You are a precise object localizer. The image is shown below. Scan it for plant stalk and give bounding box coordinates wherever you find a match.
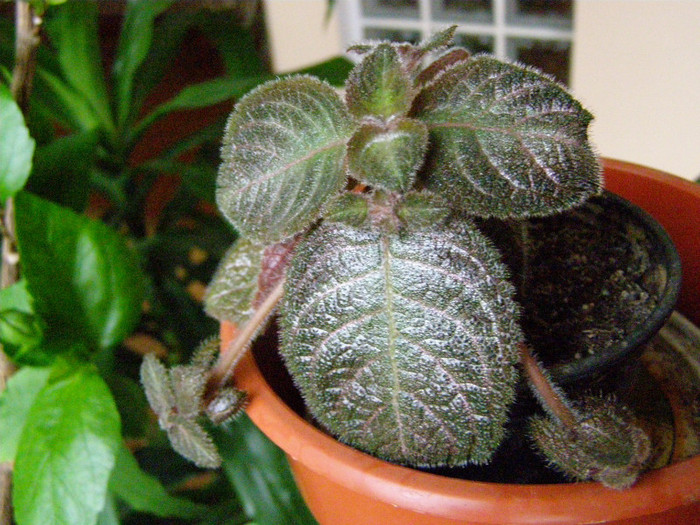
[1,4,42,523]
[519,342,576,428]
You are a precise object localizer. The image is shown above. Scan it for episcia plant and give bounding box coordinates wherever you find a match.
[142,27,651,488]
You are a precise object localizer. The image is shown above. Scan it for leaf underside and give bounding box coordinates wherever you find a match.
[280,220,521,466]
[217,75,355,243]
[413,55,601,218]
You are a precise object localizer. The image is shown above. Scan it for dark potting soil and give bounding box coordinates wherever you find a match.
[481,193,666,369]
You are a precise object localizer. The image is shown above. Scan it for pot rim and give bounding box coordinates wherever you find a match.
[230,159,700,523]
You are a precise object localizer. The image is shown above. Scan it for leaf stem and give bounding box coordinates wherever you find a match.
[207,280,285,392]
[518,342,576,428]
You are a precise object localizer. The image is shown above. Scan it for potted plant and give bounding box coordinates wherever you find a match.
[141,28,700,523]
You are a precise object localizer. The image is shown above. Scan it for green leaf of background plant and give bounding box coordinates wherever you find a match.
[0,366,51,462]
[28,130,98,211]
[413,55,601,218]
[113,0,174,128]
[45,1,115,135]
[14,192,146,351]
[280,220,522,466]
[0,83,35,201]
[217,76,355,243]
[13,363,121,525]
[214,416,318,525]
[34,68,101,131]
[109,443,207,519]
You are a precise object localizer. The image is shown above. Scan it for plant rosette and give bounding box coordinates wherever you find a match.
[225,160,700,525]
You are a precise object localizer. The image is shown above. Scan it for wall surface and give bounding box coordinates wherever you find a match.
[571,1,700,180]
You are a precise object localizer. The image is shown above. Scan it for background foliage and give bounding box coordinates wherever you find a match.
[0,1,351,523]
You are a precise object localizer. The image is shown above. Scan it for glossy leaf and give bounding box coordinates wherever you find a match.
[346,43,412,119]
[14,192,145,350]
[13,363,121,525]
[109,443,207,518]
[413,55,601,218]
[280,219,522,466]
[34,68,101,131]
[113,0,174,128]
[0,366,51,462]
[346,118,428,192]
[215,416,318,525]
[0,83,35,201]
[217,76,354,243]
[45,2,114,134]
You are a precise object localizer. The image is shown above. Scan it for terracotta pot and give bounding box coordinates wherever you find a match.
[227,159,700,524]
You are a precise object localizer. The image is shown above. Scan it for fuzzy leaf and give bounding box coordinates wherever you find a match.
[345,43,413,119]
[413,56,601,218]
[418,25,457,53]
[217,76,354,243]
[530,397,651,489]
[169,365,207,420]
[140,353,176,418]
[280,220,521,466]
[166,416,221,469]
[324,192,369,227]
[347,118,428,192]
[396,191,450,230]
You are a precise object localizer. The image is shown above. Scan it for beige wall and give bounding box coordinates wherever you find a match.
[571,1,700,180]
[264,0,344,73]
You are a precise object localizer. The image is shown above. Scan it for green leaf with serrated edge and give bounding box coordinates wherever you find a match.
[217,75,354,243]
[109,443,207,518]
[170,365,207,420]
[413,55,601,218]
[0,366,51,462]
[166,415,221,469]
[205,238,265,324]
[113,0,174,128]
[280,219,521,466]
[140,353,176,418]
[13,363,121,525]
[418,25,457,53]
[396,191,450,230]
[346,43,413,119]
[530,397,651,489]
[14,192,145,351]
[324,192,369,227]
[0,83,35,202]
[347,118,428,192]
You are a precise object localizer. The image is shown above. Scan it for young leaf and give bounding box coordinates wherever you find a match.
[324,192,369,227]
[413,56,601,218]
[13,363,121,525]
[280,219,522,466]
[345,43,413,119]
[140,353,176,418]
[0,83,35,202]
[0,366,51,462]
[166,416,222,469]
[14,192,146,351]
[530,397,651,489]
[109,443,207,518]
[396,191,450,230]
[217,75,355,243]
[346,118,428,192]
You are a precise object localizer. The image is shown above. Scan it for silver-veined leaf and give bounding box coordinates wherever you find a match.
[280,219,522,466]
[217,75,355,243]
[413,55,601,218]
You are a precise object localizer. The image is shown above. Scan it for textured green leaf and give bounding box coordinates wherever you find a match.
[113,0,174,127]
[323,192,369,227]
[347,118,427,192]
[280,219,522,466]
[0,366,51,462]
[14,192,145,350]
[45,2,114,134]
[418,25,457,53]
[0,83,35,201]
[109,443,207,518]
[396,191,450,230]
[13,363,121,525]
[215,416,318,525]
[346,43,412,119]
[217,76,355,243]
[205,238,265,324]
[413,55,601,218]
